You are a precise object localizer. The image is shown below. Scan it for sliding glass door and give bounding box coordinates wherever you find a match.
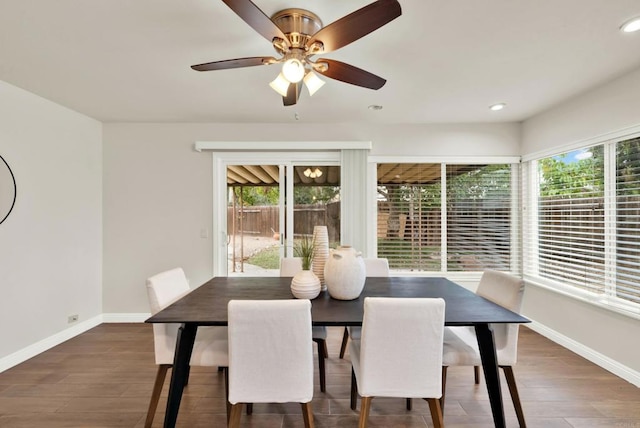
[213,152,341,277]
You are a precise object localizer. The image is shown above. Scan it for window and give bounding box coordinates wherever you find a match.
[446,164,514,272]
[524,136,640,312]
[376,162,517,273]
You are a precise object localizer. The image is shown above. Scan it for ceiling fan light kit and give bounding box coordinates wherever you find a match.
[303,71,325,96]
[620,16,640,33]
[269,73,290,97]
[191,0,402,106]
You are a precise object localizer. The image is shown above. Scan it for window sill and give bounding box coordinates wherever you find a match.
[524,275,640,321]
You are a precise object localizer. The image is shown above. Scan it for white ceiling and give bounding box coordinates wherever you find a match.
[1,0,639,124]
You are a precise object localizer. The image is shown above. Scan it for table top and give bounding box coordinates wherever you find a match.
[146,276,530,327]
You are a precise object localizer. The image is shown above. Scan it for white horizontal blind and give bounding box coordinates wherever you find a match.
[446,164,513,271]
[376,163,442,272]
[615,137,640,304]
[376,162,516,273]
[534,146,606,293]
[525,137,640,312]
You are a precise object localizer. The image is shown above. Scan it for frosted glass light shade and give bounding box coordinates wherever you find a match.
[269,73,290,97]
[303,71,325,96]
[282,58,305,83]
[621,17,640,33]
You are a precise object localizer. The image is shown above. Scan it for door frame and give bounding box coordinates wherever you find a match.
[212,151,341,277]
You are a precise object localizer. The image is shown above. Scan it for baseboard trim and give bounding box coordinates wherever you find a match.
[102,313,150,323]
[0,315,103,373]
[4,313,639,387]
[527,321,640,387]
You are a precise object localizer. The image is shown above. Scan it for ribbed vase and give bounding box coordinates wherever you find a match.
[311,226,329,291]
[290,270,321,299]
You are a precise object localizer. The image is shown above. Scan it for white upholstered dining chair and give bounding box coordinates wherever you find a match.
[227,299,315,428]
[280,257,328,393]
[442,269,526,427]
[339,257,390,359]
[349,297,446,428]
[145,267,229,428]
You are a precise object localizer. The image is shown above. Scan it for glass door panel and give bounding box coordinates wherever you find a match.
[227,165,281,276]
[226,164,340,276]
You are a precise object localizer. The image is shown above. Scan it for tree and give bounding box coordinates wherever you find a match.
[538,146,604,197]
[230,186,279,206]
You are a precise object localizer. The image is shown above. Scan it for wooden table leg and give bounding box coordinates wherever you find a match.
[163,323,197,428]
[475,324,506,428]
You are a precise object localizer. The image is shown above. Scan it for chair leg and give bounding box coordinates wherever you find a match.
[425,398,444,428]
[406,398,412,410]
[502,366,527,428]
[313,338,327,392]
[350,368,358,410]
[301,402,315,428]
[358,396,373,428]
[246,403,253,415]
[339,327,349,359]
[440,366,448,413]
[145,364,170,428]
[228,403,243,428]
[222,367,231,424]
[474,365,480,384]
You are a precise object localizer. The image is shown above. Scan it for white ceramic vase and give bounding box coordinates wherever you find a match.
[311,226,329,291]
[324,245,366,300]
[291,270,321,299]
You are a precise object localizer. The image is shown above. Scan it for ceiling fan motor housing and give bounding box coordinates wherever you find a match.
[271,9,323,51]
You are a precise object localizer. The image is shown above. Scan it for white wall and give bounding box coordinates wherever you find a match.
[102,122,520,313]
[0,81,102,361]
[522,67,640,378]
[522,67,640,154]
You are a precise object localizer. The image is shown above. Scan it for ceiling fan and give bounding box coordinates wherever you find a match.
[191,0,402,106]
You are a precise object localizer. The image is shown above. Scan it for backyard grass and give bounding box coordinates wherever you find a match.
[247,239,340,270]
[246,246,281,269]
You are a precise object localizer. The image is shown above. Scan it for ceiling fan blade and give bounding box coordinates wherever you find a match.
[316,59,386,90]
[191,56,277,71]
[222,0,290,48]
[306,0,401,54]
[283,82,301,106]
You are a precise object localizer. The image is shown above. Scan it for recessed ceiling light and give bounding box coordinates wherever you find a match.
[489,103,506,111]
[368,105,383,111]
[620,16,640,33]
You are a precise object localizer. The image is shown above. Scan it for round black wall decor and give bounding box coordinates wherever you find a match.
[0,154,17,225]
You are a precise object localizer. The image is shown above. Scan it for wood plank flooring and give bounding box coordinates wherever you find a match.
[1,324,639,427]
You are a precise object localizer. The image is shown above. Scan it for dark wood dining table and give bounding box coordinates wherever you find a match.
[146,275,530,428]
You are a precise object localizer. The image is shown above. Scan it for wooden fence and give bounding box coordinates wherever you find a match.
[227,202,340,242]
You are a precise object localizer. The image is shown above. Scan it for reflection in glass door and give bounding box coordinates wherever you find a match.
[226,164,340,276]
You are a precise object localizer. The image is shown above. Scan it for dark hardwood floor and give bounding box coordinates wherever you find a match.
[0,324,638,427]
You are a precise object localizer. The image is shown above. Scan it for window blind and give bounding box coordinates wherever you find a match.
[524,137,640,311]
[376,162,515,273]
[616,137,640,304]
[376,163,442,272]
[446,164,513,271]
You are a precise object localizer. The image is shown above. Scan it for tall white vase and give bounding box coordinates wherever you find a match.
[324,245,366,300]
[312,226,329,291]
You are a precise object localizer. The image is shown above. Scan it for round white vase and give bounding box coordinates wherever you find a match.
[290,270,321,299]
[324,245,366,300]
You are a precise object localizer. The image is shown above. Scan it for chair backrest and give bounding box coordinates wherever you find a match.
[146,267,190,314]
[227,299,314,404]
[358,297,445,398]
[146,267,191,364]
[363,258,390,277]
[280,257,303,277]
[476,270,525,364]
